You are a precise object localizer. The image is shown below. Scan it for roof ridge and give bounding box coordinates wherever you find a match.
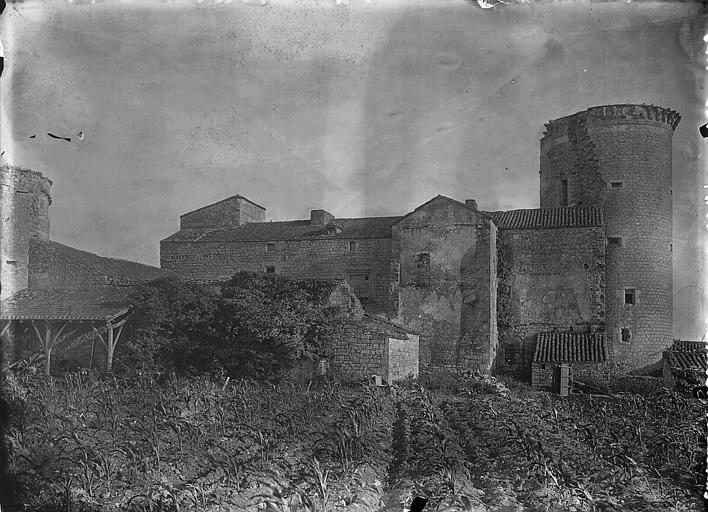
[180,195,266,218]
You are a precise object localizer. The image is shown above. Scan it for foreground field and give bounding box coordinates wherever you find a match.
[2,370,705,511]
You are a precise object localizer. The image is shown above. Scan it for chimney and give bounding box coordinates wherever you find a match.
[310,209,334,226]
[465,199,478,210]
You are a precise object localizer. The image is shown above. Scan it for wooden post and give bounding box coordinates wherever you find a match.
[30,320,68,376]
[89,333,96,371]
[106,326,115,372]
[93,317,127,372]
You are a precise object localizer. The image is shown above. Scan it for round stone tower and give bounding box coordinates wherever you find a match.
[539,104,680,370]
[0,162,52,299]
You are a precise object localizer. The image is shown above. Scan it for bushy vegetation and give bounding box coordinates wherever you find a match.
[120,273,347,380]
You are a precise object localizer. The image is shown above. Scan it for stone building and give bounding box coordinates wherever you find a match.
[162,104,682,378]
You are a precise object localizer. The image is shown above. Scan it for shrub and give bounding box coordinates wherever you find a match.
[124,273,348,380]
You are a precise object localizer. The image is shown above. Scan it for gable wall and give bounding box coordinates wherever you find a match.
[391,199,497,372]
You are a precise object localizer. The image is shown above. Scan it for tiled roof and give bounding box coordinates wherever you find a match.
[534,332,608,364]
[162,216,403,243]
[34,240,180,283]
[664,340,707,371]
[0,287,132,321]
[484,206,604,229]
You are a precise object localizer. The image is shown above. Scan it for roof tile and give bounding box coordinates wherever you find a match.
[485,206,604,229]
[664,340,707,371]
[534,332,607,364]
[162,216,402,243]
[1,287,132,321]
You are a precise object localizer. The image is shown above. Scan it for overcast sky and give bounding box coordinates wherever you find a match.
[1,0,705,339]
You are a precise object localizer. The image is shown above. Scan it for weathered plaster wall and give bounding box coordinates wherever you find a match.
[392,198,497,372]
[161,237,396,314]
[497,226,605,379]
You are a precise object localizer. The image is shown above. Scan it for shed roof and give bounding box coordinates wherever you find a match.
[664,340,707,371]
[33,240,180,283]
[0,287,132,321]
[162,216,402,243]
[362,314,418,338]
[485,206,604,230]
[534,332,607,364]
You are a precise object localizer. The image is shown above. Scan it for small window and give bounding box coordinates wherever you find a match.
[607,237,623,246]
[610,181,624,189]
[560,179,568,206]
[624,288,636,305]
[621,328,631,343]
[266,243,275,252]
[349,242,356,251]
[265,266,276,274]
[5,260,17,265]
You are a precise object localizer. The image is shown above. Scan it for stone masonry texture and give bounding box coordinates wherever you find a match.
[540,105,678,370]
[1,164,52,299]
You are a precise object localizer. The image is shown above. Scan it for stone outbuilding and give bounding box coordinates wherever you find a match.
[531,332,608,392]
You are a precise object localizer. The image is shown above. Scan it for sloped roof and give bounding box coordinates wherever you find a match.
[664,340,707,371]
[363,314,418,338]
[162,216,403,243]
[34,240,180,283]
[485,206,604,230]
[181,195,266,217]
[394,195,493,225]
[534,332,607,364]
[0,287,132,321]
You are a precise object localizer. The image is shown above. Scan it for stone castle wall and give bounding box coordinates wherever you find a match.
[540,104,677,369]
[0,164,52,299]
[497,225,605,379]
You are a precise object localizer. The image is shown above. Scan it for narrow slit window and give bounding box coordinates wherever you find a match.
[560,179,568,206]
